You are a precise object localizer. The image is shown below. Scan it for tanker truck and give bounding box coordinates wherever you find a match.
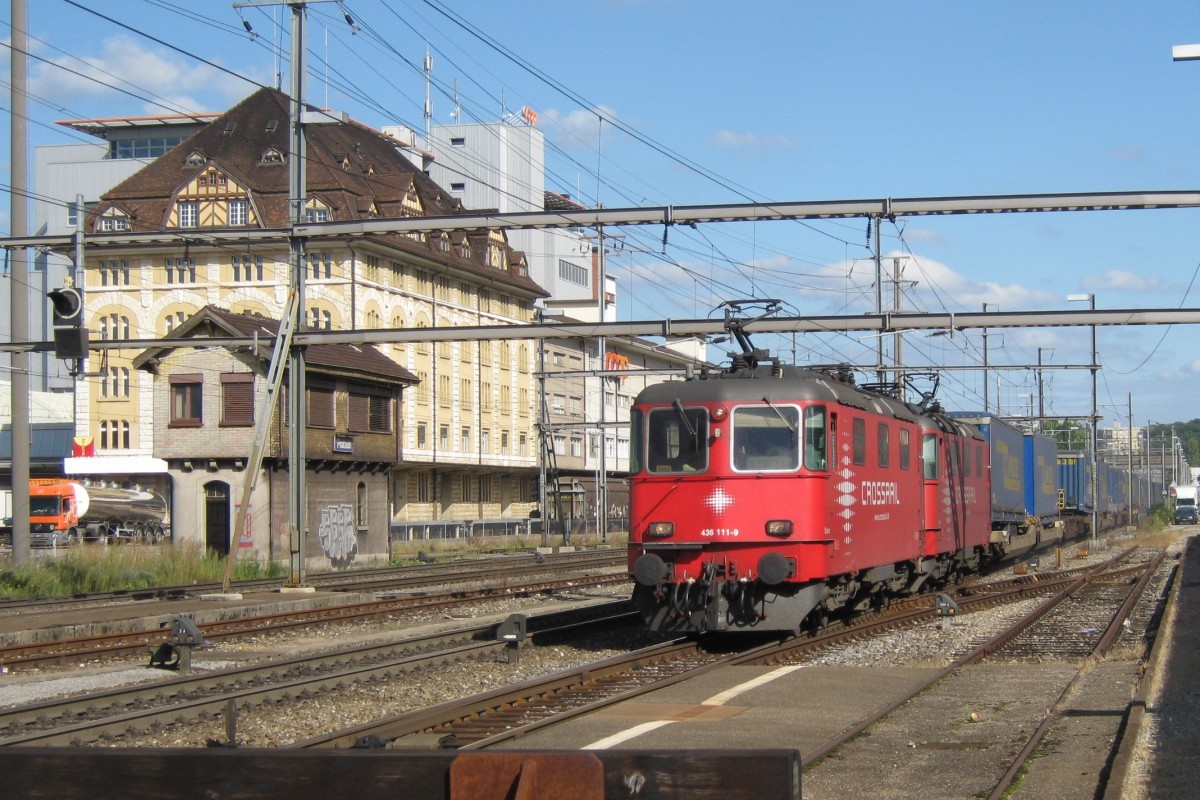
[28,479,169,547]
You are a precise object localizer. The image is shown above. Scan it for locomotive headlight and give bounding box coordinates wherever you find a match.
[646,521,675,537]
[765,519,794,537]
[712,406,727,421]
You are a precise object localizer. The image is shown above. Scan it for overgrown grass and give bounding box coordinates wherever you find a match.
[0,533,626,598]
[0,544,285,599]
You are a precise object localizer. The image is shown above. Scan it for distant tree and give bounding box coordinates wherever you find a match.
[1042,419,1087,451]
[1156,419,1200,473]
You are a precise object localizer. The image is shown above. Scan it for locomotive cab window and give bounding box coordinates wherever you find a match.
[733,405,799,472]
[803,406,828,471]
[923,433,939,479]
[646,404,709,473]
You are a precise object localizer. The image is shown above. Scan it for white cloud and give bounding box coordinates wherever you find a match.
[793,252,1058,315]
[1081,269,1160,292]
[912,261,1057,311]
[709,130,803,156]
[541,105,623,151]
[900,227,947,246]
[28,34,251,116]
[1105,145,1143,162]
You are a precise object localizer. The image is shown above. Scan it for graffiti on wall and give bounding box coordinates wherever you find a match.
[317,503,359,569]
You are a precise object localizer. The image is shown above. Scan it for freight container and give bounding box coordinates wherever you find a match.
[1056,451,1094,515]
[950,414,1025,525]
[1023,432,1059,522]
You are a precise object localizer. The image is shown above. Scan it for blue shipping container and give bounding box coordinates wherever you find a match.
[954,415,1025,524]
[1056,451,1094,514]
[1023,433,1058,521]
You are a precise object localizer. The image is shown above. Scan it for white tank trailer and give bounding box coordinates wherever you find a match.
[29,481,169,545]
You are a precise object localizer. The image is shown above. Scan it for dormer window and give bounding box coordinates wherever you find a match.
[184,151,206,168]
[260,147,285,165]
[460,240,471,259]
[436,233,450,252]
[304,197,331,223]
[98,211,130,232]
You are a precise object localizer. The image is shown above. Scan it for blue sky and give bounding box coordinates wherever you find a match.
[4,0,1200,431]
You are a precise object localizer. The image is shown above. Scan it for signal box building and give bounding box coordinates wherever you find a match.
[132,306,416,565]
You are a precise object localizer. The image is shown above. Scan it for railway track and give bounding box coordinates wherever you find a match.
[286,548,1149,752]
[0,601,639,747]
[0,570,630,670]
[0,542,1164,779]
[0,549,625,613]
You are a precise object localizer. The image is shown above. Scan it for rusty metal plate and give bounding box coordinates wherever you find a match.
[450,752,604,800]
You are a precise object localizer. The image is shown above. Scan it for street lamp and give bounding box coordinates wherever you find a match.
[1068,293,1098,540]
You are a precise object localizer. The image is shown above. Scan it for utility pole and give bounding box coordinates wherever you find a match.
[981,303,992,413]
[536,320,548,546]
[1127,393,1134,529]
[230,1,327,588]
[9,0,30,563]
[285,2,310,586]
[873,216,884,384]
[596,222,608,543]
[1036,348,1045,431]
[891,257,910,387]
[1068,293,1099,540]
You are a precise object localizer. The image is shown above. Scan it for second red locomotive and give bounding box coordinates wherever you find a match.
[628,316,995,634]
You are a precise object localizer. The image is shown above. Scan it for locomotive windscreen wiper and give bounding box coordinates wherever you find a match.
[762,396,796,432]
[672,399,698,442]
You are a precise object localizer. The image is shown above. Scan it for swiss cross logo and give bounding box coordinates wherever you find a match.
[704,486,736,515]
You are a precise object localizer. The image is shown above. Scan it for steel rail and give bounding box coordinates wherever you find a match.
[289,548,1140,750]
[0,550,625,612]
[0,602,639,747]
[0,572,631,670]
[985,550,1167,800]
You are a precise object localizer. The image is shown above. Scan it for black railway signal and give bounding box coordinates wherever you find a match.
[47,286,89,360]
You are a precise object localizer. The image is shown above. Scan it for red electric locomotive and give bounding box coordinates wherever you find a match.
[628,313,993,634]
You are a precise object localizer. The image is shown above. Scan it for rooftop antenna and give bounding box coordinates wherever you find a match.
[274,6,282,90]
[423,48,433,139]
[451,78,460,123]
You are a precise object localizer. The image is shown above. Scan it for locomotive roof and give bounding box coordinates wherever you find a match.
[635,366,921,424]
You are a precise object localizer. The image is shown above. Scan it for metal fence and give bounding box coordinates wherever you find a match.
[390,517,630,543]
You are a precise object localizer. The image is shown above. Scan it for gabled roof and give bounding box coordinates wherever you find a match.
[90,87,547,297]
[544,190,587,212]
[132,305,418,387]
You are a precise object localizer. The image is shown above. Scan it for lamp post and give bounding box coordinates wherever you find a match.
[1068,294,1098,539]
